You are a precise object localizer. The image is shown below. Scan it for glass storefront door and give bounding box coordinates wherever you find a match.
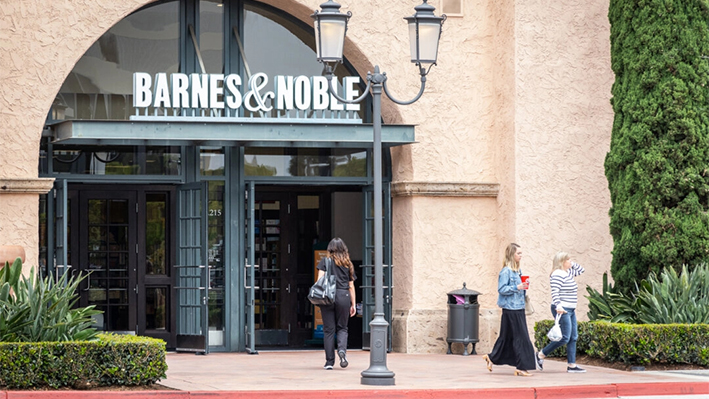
[74,186,176,347]
[79,190,137,333]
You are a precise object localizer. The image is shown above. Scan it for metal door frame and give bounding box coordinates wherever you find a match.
[175,181,210,353]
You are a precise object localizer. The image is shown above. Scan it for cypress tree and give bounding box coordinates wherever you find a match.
[606,0,709,291]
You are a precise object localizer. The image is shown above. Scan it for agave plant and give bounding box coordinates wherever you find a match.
[0,258,32,341]
[0,257,102,342]
[586,272,638,322]
[634,264,709,324]
[586,264,709,324]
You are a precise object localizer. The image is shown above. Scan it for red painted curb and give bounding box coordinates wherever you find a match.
[3,382,709,399]
[4,389,536,399]
[615,382,709,397]
[535,384,617,399]
[7,392,189,399]
[188,388,537,399]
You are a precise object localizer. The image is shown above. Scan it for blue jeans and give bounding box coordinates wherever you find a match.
[541,306,578,364]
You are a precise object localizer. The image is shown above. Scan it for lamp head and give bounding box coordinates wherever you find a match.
[311,0,351,64]
[404,0,446,66]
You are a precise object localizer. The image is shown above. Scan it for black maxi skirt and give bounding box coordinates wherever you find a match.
[488,308,536,371]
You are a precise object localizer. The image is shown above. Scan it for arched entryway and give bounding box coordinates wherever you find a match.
[39,0,406,353]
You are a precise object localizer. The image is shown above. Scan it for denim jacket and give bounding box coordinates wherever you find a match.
[496,266,525,310]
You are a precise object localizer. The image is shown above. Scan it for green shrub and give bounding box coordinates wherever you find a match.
[0,333,167,389]
[535,320,709,366]
[0,257,101,342]
[586,264,709,324]
[606,0,709,292]
[635,264,709,323]
[586,272,638,323]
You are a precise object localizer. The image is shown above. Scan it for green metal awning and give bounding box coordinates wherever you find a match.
[48,120,416,148]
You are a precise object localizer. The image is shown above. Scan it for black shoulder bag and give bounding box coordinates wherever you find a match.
[307,257,336,306]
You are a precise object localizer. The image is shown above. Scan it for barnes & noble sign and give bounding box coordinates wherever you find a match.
[132,72,361,122]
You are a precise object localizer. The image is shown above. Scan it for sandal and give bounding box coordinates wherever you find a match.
[482,354,493,372]
[514,369,532,377]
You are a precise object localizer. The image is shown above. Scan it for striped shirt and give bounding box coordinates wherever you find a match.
[550,262,585,310]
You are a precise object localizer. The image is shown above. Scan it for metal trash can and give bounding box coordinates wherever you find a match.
[446,283,481,356]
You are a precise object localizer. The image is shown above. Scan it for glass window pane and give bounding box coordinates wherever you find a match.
[208,181,225,332]
[244,4,322,81]
[201,147,225,176]
[244,147,367,177]
[88,199,107,224]
[243,3,364,120]
[146,193,167,275]
[145,287,167,330]
[200,0,224,74]
[88,226,107,251]
[108,288,128,304]
[109,200,129,224]
[145,147,181,175]
[51,146,180,176]
[146,287,168,330]
[108,305,129,331]
[55,1,179,121]
[89,252,107,269]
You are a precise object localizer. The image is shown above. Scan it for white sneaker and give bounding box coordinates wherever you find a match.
[567,366,586,373]
[535,352,544,371]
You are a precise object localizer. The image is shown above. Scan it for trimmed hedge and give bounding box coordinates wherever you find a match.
[534,320,709,367]
[0,333,167,389]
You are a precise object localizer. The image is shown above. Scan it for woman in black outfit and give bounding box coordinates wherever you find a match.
[482,243,537,376]
[316,237,356,370]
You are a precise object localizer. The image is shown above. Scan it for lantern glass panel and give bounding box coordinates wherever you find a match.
[318,19,347,61]
[409,20,441,64]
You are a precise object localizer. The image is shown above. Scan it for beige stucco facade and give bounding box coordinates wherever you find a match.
[0,0,613,353]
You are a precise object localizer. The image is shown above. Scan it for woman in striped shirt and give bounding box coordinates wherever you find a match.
[534,252,586,373]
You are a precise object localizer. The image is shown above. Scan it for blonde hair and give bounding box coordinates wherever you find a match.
[551,251,570,275]
[503,243,521,272]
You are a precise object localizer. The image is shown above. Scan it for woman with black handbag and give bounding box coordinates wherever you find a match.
[316,237,356,370]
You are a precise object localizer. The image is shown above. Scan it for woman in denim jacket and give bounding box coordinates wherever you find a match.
[482,243,537,376]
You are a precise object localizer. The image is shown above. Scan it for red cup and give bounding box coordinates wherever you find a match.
[520,275,529,289]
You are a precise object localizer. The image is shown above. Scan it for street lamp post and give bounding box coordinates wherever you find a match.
[312,0,445,387]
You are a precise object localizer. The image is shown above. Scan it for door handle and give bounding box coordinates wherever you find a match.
[287,283,290,294]
[82,272,91,292]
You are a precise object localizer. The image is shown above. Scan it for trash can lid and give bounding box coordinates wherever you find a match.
[447,282,482,296]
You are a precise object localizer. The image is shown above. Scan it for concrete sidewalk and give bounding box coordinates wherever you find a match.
[157,350,708,398]
[3,350,708,398]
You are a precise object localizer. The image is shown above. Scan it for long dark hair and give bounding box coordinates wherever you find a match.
[327,237,355,280]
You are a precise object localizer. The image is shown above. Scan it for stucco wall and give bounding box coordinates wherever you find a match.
[391,0,614,354]
[0,0,147,272]
[514,0,614,324]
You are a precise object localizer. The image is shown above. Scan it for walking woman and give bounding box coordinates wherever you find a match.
[534,252,586,373]
[482,243,537,376]
[317,237,356,370]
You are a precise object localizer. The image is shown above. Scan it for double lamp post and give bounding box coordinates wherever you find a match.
[311,0,446,386]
